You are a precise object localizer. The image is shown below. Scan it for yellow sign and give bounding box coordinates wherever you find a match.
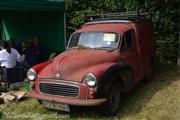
[104,33,116,41]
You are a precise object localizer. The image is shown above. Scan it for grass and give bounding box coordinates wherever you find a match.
[0,64,180,120]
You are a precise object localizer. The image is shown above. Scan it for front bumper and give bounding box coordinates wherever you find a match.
[29,90,107,106]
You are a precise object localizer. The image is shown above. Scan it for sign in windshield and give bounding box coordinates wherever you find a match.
[68,32,119,50]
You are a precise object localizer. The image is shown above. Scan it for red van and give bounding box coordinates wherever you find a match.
[28,12,155,116]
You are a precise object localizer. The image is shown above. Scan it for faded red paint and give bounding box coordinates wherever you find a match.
[77,23,131,34]
[32,60,52,74]
[29,20,155,107]
[38,50,118,82]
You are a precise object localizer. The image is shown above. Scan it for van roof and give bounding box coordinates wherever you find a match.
[84,18,151,26]
[84,12,151,25]
[85,20,132,25]
[76,23,133,34]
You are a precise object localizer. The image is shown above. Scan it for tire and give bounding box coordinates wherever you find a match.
[99,81,122,116]
[143,60,155,83]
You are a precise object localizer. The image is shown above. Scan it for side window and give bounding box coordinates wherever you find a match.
[121,29,135,50]
[120,37,127,50]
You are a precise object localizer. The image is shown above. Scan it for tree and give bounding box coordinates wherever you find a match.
[65,0,180,63]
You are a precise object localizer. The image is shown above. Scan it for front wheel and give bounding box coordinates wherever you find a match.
[99,81,122,116]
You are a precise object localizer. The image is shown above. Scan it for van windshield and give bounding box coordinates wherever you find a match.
[68,32,119,50]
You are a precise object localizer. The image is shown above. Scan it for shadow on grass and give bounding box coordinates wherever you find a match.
[118,64,180,117]
[17,96,30,102]
[0,112,2,119]
[10,64,178,119]
[67,64,180,118]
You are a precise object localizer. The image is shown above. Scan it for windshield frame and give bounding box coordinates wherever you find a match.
[67,31,121,50]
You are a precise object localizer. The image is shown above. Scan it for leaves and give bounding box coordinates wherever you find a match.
[65,0,180,63]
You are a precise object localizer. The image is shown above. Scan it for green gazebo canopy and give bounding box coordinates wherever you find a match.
[0,0,65,59]
[0,0,64,11]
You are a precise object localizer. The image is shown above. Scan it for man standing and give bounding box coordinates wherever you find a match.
[31,36,42,65]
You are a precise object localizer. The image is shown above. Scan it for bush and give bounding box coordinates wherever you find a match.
[65,0,180,63]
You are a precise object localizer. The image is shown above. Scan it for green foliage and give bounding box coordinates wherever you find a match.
[65,0,180,63]
[70,8,94,28]
[157,35,178,63]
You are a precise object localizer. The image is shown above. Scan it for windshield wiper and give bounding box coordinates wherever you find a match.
[95,47,115,52]
[96,47,113,50]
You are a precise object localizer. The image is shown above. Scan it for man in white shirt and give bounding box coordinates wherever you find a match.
[0,42,21,68]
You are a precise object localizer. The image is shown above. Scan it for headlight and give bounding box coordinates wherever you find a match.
[27,69,37,81]
[85,73,97,87]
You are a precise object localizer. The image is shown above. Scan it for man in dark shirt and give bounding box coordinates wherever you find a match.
[8,38,19,51]
[31,36,42,65]
[21,40,31,69]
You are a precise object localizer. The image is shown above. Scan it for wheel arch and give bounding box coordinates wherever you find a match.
[95,63,134,98]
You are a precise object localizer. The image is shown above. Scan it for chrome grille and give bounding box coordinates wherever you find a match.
[39,83,79,98]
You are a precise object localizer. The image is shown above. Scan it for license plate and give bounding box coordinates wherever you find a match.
[42,101,70,112]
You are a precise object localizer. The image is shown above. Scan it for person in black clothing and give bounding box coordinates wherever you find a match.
[31,36,42,64]
[8,38,18,51]
[20,40,32,69]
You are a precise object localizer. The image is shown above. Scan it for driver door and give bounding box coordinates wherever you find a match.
[119,29,140,82]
